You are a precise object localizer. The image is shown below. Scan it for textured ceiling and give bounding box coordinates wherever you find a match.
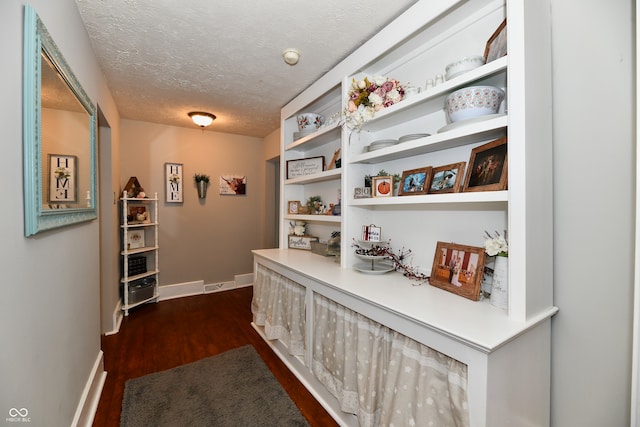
[74,0,419,137]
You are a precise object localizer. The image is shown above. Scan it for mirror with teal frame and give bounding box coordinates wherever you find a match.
[23,5,97,236]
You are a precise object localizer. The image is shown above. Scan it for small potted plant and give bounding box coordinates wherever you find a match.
[194,173,210,199]
[306,195,323,214]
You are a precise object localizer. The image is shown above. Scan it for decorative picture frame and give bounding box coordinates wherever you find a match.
[288,200,300,214]
[398,167,432,196]
[288,235,319,250]
[48,154,77,203]
[430,241,486,301]
[428,162,466,194]
[219,175,247,195]
[484,19,507,63]
[286,156,325,179]
[126,229,145,250]
[372,176,393,197]
[361,224,381,242]
[463,137,508,192]
[165,163,183,203]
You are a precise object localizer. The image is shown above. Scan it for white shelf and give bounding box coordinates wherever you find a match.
[285,168,342,185]
[121,191,159,316]
[120,269,159,284]
[285,122,341,152]
[284,214,341,223]
[355,57,507,134]
[121,245,159,256]
[350,190,507,206]
[350,114,508,164]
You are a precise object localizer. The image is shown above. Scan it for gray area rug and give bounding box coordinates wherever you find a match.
[120,345,310,426]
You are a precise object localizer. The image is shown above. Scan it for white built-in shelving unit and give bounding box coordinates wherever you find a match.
[253,0,557,425]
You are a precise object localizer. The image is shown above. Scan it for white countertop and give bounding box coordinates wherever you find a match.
[253,248,558,353]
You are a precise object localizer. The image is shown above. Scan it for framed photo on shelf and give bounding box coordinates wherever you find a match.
[48,154,77,203]
[484,19,507,63]
[428,162,466,194]
[288,200,300,214]
[286,156,324,179]
[429,241,485,301]
[398,167,431,196]
[288,235,319,250]
[372,176,393,197]
[463,137,508,192]
[126,229,145,250]
[361,224,381,242]
[165,162,183,203]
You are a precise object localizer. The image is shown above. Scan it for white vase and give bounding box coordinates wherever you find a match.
[490,256,508,310]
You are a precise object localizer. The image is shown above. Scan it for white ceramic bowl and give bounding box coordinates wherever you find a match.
[445,56,486,80]
[445,85,505,123]
[296,113,324,132]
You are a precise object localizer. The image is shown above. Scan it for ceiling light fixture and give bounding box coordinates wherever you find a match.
[188,111,216,128]
[282,48,300,66]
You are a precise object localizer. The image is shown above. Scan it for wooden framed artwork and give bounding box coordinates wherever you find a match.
[430,241,485,301]
[48,154,77,203]
[484,19,507,63]
[398,167,431,196]
[165,163,183,203]
[463,137,508,192]
[127,205,148,223]
[288,235,319,250]
[288,200,300,214]
[372,176,393,197]
[286,156,325,179]
[428,162,466,194]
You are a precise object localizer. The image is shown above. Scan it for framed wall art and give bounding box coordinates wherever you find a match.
[372,176,393,197]
[463,137,508,192]
[126,229,145,250]
[165,163,183,203]
[430,241,485,301]
[484,19,507,63]
[48,154,77,203]
[428,162,466,194]
[398,167,431,196]
[220,175,247,195]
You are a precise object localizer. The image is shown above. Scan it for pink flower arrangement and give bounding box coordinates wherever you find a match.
[345,76,405,129]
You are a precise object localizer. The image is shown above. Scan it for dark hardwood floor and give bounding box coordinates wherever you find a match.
[93,287,338,427]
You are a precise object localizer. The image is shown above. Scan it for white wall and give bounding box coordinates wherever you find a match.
[550,0,634,425]
[0,0,119,425]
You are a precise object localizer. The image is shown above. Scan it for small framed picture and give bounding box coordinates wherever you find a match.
[288,200,300,214]
[428,162,466,194]
[398,167,431,196]
[165,162,183,203]
[429,241,486,301]
[48,154,77,203]
[126,229,145,250]
[288,235,319,250]
[484,19,507,63]
[372,176,393,197]
[361,224,381,242]
[463,137,508,192]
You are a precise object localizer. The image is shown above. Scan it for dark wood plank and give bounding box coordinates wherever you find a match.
[93,287,338,427]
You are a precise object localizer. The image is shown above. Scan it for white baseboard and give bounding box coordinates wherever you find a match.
[104,299,123,336]
[71,351,107,427]
[158,280,205,301]
[157,276,254,300]
[235,273,254,288]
